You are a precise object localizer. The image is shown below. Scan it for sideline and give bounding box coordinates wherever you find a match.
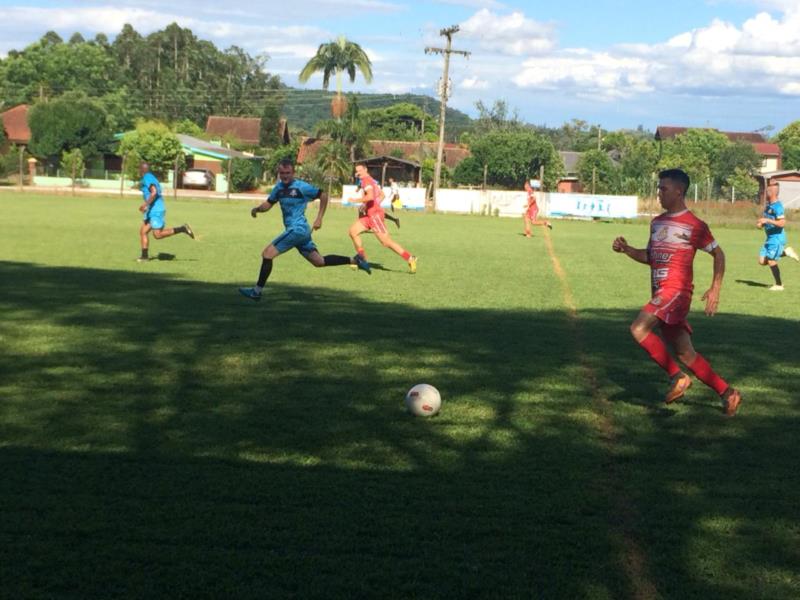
[542,229,658,600]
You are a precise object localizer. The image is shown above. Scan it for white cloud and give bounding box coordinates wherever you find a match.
[459,9,556,55]
[460,76,489,90]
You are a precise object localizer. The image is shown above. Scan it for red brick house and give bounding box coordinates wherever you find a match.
[0,104,32,149]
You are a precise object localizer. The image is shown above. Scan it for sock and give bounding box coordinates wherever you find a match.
[638,332,681,378]
[401,251,411,261]
[257,258,273,287]
[323,255,351,267]
[686,353,729,396]
[141,248,148,259]
[770,265,782,285]
[174,225,186,234]
[357,247,367,259]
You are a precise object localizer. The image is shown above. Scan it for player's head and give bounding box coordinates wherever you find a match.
[658,168,690,210]
[766,180,779,202]
[139,162,150,176]
[277,159,295,184]
[355,164,368,179]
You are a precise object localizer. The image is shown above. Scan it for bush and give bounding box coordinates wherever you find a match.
[228,158,259,192]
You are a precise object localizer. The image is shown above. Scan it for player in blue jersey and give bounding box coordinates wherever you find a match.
[137,162,194,262]
[758,181,799,291]
[238,159,370,301]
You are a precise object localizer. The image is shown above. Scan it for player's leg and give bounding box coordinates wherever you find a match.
[760,243,784,289]
[524,214,532,237]
[384,213,401,228]
[373,227,417,273]
[138,222,152,261]
[783,246,800,261]
[630,310,682,380]
[239,234,287,300]
[349,219,370,259]
[152,225,194,240]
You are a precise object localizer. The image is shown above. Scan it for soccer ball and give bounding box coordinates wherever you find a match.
[404,384,441,417]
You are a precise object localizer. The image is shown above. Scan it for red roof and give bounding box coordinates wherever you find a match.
[0,104,31,144]
[297,137,471,169]
[655,125,766,144]
[752,142,781,156]
[205,116,261,145]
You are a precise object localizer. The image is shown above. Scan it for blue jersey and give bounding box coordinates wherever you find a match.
[267,178,321,231]
[140,172,165,212]
[763,201,786,241]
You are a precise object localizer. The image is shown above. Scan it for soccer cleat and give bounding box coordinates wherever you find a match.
[722,388,742,416]
[665,372,692,404]
[769,284,784,291]
[395,218,400,229]
[784,246,799,262]
[238,287,262,301]
[547,221,553,230]
[136,257,150,263]
[184,223,195,239]
[354,254,371,275]
[408,255,418,274]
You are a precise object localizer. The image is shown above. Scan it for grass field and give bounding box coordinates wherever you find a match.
[2,192,799,599]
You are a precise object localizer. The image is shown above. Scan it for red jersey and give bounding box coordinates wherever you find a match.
[360,175,385,217]
[527,189,538,209]
[647,209,717,295]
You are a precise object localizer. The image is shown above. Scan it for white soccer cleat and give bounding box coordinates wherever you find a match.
[769,284,784,291]
[784,246,799,262]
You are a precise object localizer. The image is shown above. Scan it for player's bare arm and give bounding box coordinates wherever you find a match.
[612,236,648,264]
[312,191,328,230]
[701,246,725,317]
[757,216,785,228]
[251,201,274,218]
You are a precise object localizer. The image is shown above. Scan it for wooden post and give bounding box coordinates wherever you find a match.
[226,158,232,200]
[120,154,127,197]
[19,146,24,190]
[482,164,488,190]
[381,160,388,187]
[71,162,76,196]
[174,154,179,201]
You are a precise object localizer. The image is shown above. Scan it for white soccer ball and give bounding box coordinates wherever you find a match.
[404,384,442,417]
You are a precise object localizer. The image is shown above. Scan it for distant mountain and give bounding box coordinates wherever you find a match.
[281,89,473,141]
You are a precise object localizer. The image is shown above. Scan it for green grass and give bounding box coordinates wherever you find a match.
[1,192,799,599]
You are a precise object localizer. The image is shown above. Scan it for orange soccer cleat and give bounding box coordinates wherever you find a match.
[665,372,692,404]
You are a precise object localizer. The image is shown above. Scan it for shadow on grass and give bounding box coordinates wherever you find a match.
[1,261,798,599]
[735,279,770,288]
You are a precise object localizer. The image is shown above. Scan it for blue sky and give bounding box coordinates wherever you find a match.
[1,0,798,133]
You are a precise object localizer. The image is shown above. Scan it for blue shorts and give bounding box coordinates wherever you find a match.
[145,210,166,230]
[760,239,785,261]
[272,228,317,256]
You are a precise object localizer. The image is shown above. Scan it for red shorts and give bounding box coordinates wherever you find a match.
[526,206,539,221]
[359,214,388,234]
[642,288,693,338]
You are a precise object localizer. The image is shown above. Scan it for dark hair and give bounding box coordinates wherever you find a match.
[658,168,690,194]
[278,158,295,169]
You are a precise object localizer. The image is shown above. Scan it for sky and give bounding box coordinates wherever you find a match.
[1,0,799,133]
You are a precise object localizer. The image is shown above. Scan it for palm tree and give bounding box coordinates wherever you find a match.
[298,36,372,118]
[312,141,351,198]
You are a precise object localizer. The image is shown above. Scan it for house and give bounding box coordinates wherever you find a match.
[557,151,582,193]
[205,116,262,146]
[655,126,781,174]
[0,104,32,149]
[297,137,470,184]
[354,156,421,185]
[756,170,800,209]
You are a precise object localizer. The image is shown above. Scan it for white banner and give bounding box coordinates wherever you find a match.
[341,184,426,211]
[545,192,638,219]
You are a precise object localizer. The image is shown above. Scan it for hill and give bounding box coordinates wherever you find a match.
[281,89,473,141]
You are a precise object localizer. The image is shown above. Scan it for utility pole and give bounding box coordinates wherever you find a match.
[425,25,470,208]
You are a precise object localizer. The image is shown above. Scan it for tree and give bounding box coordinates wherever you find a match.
[576,150,619,194]
[172,119,206,138]
[314,95,369,161]
[28,92,110,159]
[298,36,372,117]
[472,100,523,136]
[722,167,759,201]
[714,141,761,183]
[119,120,184,179]
[469,130,564,189]
[0,120,6,148]
[227,157,259,192]
[452,156,484,186]
[311,140,351,197]
[60,148,85,194]
[774,120,800,170]
[362,102,432,141]
[658,129,729,197]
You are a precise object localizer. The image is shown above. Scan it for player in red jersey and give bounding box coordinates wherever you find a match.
[348,164,417,273]
[612,168,741,415]
[523,179,551,237]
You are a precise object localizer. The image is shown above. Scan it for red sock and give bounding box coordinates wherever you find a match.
[357,247,367,259]
[638,333,681,378]
[686,354,728,396]
[401,251,411,261]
